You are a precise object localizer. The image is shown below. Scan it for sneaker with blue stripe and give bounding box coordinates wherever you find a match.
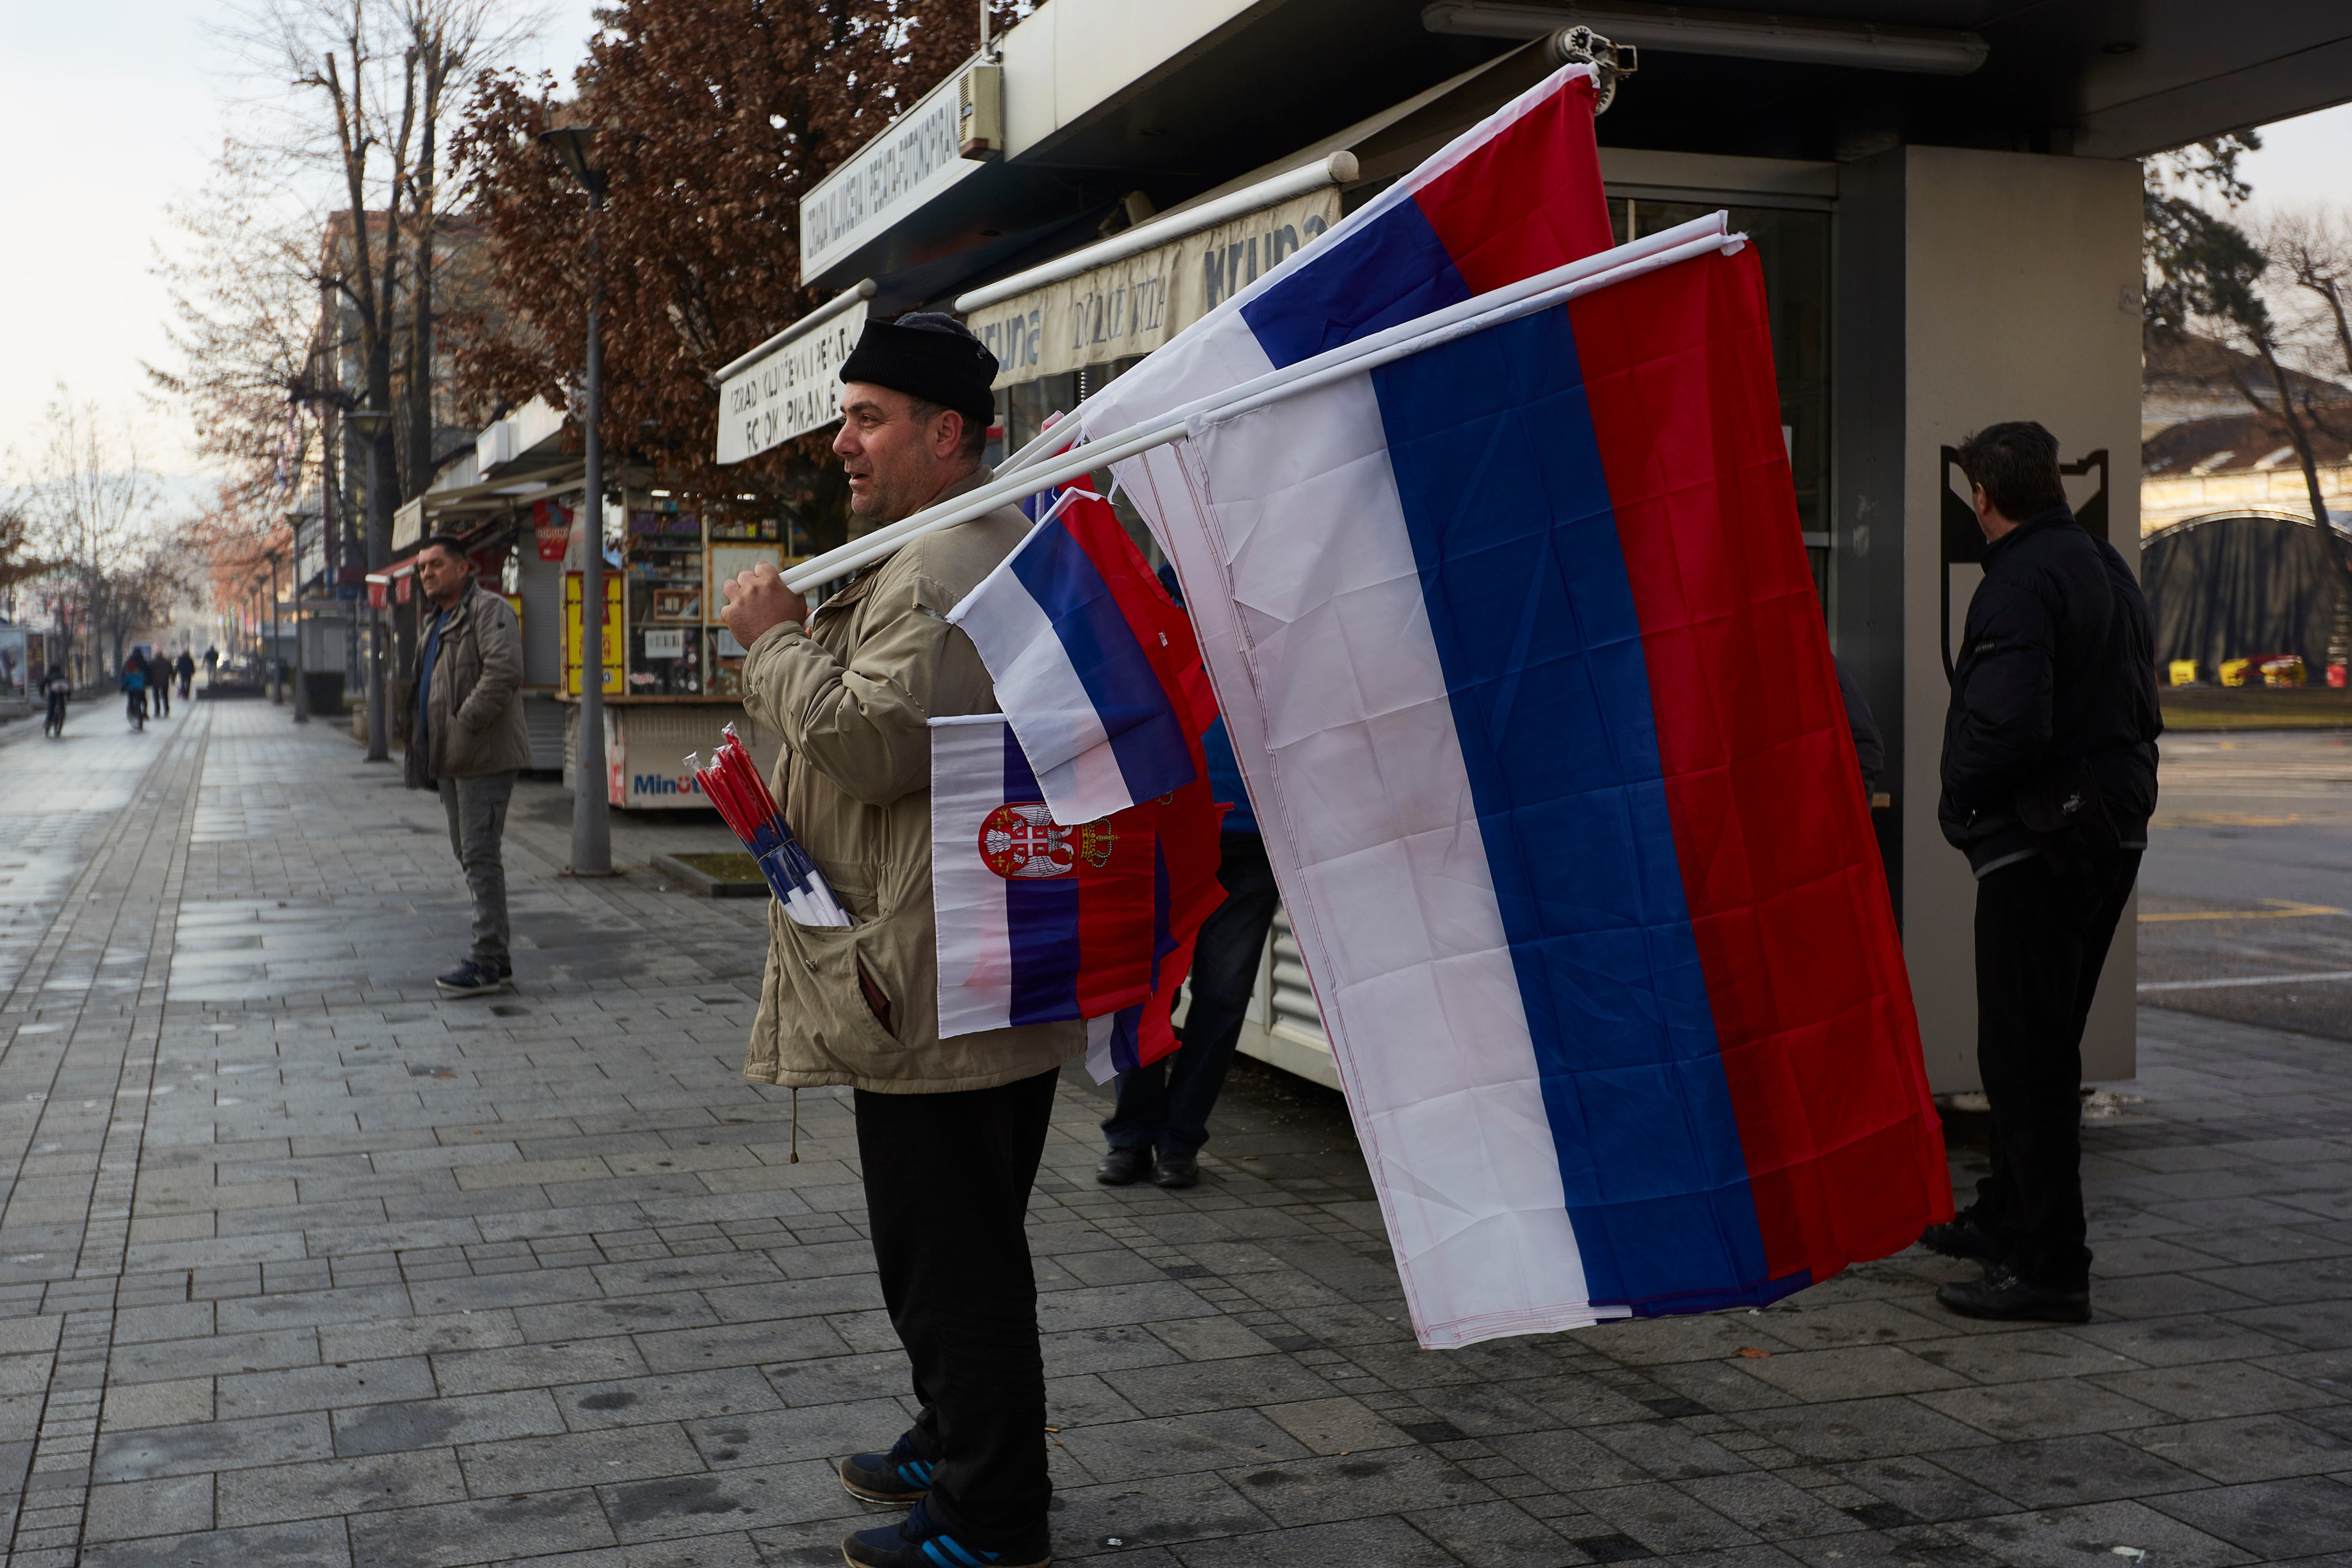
[841,1497,1049,1568]
[838,1437,934,1505]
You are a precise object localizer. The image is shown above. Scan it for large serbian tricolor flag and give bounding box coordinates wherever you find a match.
[1074,61,1946,1346]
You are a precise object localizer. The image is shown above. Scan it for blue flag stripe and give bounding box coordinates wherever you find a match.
[1006,519,1195,806]
[1000,724,1081,1024]
[1369,305,1773,1310]
[1240,196,1471,369]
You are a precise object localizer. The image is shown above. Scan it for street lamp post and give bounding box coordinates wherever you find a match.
[286,513,310,723]
[266,548,284,705]
[540,121,614,877]
[346,407,393,761]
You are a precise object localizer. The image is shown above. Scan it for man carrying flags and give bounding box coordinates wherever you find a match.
[717,313,1069,1568]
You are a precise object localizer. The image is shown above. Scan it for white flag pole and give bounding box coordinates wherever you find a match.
[785,217,1740,594]
[987,210,1731,482]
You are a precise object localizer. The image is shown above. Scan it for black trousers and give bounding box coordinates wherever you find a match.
[855,1067,1059,1542]
[1104,832,1280,1158]
[1970,848,2140,1291]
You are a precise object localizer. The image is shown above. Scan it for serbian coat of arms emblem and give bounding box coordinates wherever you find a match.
[979,803,1117,879]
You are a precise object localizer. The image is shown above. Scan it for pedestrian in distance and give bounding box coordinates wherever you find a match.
[175,647,195,700]
[202,645,218,686]
[400,535,532,998]
[40,665,69,738]
[150,650,171,718]
[719,314,1064,1568]
[1099,569,1279,1192]
[122,652,148,731]
[1923,420,2160,1324]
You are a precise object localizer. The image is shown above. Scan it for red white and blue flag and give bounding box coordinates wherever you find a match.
[1080,63,1946,1345]
[950,487,1206,827]
[931,714,1204,1082]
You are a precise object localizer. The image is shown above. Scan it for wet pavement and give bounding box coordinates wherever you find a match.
[2140,732,2352,1043]
[0,700,2347,1566]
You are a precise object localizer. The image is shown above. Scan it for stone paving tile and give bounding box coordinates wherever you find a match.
[8,704,2352,1562]
[1940,1498,2258,1568]
[2152,1475,2352,1561]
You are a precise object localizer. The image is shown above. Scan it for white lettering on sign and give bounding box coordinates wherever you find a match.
[968,190,1340,388]
[715,298,867,465]
[801,67,985,282]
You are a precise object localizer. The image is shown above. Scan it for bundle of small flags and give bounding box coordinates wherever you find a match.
[688,725,849,927]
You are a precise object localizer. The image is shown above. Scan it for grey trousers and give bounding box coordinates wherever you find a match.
[438,772,516,965]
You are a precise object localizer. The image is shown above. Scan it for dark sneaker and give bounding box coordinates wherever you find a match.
[435,960,505,997]
[1919,1216,1997,1263]
[1152,1151,1200,1189]
[1936,1264,2090,1323]
[842,1498,1047,1568]
[1096,1146,1152,1186]
[493,957,514,982]
[839,1437,932,1504]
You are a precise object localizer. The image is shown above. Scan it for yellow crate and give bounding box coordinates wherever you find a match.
[2168,660,2199,686]
[2261,655,2308,687]
[2219,658,2253,688]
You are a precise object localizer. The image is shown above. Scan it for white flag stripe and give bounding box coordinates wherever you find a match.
[949,558,1116,777]
[930,716,1018,1038]
[1112,372,1622,1347]
[1084,1015,1119,1084]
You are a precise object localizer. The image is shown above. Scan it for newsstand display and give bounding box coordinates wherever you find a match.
[557,487,789,808]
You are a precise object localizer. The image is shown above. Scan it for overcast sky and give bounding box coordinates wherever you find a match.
[3,8,2347,486]
[0,0,599,483]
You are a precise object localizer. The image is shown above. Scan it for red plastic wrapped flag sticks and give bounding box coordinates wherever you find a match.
[687,725,849,927]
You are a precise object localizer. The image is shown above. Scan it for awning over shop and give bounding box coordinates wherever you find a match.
[956,156,1350,387]
[952,38,1570,388]
[387,466,589,560]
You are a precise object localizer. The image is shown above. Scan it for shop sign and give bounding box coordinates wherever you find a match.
[603,707,714,809]
[968,189,1341,388]
[801,66,985,281]
[716,296,867,464]
[532,499,573,561]
[563,573,625,697]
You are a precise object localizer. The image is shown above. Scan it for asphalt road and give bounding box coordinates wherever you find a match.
[2140,729,2352,1041]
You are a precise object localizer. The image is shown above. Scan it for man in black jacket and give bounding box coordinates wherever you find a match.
[1925,421,2160,1323]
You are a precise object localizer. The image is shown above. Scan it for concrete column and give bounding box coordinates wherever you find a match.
[1835,144,2146,1092]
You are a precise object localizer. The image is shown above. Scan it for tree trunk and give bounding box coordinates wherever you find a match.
[2256,334,2352,670]
[2256,337,2345,540]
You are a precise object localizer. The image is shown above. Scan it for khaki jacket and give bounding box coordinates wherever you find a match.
[402,580,533,787]
[739,470,1082,1093]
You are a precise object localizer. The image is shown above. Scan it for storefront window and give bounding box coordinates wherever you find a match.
[1001,373,1080,461]
[1613,199,1831,609]
[624,497,705,695]
[996,359,1161,564]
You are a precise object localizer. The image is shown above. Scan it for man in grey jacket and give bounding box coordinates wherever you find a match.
[405,535,533,997]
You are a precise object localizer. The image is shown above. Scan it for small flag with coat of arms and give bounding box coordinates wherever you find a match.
[931,714,1201,1081]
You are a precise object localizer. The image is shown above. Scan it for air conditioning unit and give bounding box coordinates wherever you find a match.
[476,419,516,473]
[959,62,1003,160]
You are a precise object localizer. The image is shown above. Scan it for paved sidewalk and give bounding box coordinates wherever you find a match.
[0,702,2348,1566]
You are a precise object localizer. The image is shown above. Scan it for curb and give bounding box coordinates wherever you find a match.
[651,852,767,899]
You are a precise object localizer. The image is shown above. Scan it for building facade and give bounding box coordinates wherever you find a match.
[770,0,2352,1091]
